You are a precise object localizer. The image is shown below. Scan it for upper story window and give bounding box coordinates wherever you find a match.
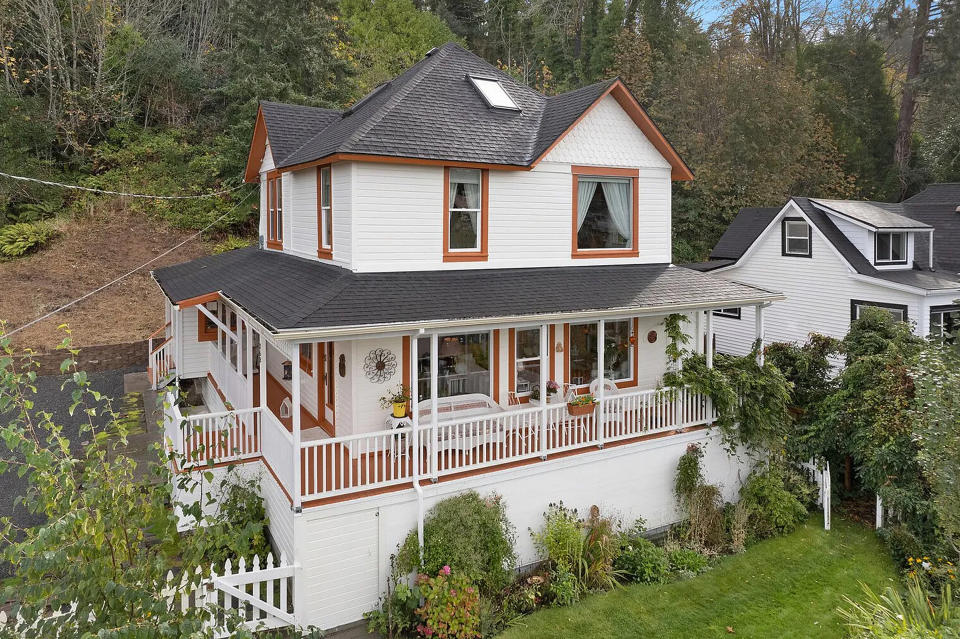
[851,299,908,323]
[265,171,283,250]
[443,167,488,262]
[318,166,333,259]
[781,218,811,257]
[875,232,906,265]
[572,167,639,258]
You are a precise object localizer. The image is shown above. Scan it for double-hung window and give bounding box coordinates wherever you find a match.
[444,168,488,261]
[318,166,333,258]
[572,168,638,257]
[265,171,283,249]
[851,300,908,323]
[875,232,906,265]
[782,218,811,257]
[514,328,541,396]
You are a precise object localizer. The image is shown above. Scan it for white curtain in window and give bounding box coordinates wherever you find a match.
[601,180,632,241]
[450,169,481,234]
[577,180,598,230]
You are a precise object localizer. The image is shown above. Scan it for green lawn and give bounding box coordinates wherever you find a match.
[501,516,897,639]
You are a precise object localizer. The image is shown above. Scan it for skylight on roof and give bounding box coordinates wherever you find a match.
[468,76,520,111]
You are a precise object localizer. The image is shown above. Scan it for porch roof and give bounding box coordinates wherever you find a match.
[151,248,782,336]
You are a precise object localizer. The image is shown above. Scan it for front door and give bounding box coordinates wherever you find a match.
[317,342,336,435]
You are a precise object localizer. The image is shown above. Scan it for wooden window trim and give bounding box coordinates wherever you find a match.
[443,167,489,262]
[325,343,336,412]
[563,319,639,393]
[781,217,812,258]
[266,170,283,250]
[299,343,313,376]
[571,167,640,259]
[317,165,333,260]
[197,305,218,342]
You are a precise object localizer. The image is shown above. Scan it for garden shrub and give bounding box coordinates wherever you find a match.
[739,463,808,539]
[531,502,621,593]
[365,554,421,636]
[398,492,516,595]
[878,525,925,568]
[839,574,959,638]
[582,505,620,590]
[673,443,726,551]
[531,502,584,569]
[615,537,669,584]
[667,548,709,575]
[415,566,481,639]
[212,234,253,254]
[502,574,545,617]
[0,221,57,258]
[547,559,581,606]
[187,470,271,567]
[675,443,705,505]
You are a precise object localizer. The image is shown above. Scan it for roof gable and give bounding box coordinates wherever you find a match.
[246,43,691,179]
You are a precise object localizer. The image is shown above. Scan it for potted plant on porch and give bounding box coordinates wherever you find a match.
[530,380,561,403]
[379,384,411,418]
[566,393,598,416]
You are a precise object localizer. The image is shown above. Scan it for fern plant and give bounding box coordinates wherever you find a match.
[0,221,57,258]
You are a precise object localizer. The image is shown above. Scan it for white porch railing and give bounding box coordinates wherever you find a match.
[300,427,415,500]
[260,408,294,497]
[164,398,262,467]
[209,342,248,409]
[149,326,176,390]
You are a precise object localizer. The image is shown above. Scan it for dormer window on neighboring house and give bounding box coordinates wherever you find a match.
[443,167,489,262]
[318,165,332,259]
[266,171,283,249]
[875,232,906,265]
[781,218,811,257]
[572,167,639,258]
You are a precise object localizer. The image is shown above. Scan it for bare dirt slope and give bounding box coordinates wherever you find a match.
[0,208,211,350]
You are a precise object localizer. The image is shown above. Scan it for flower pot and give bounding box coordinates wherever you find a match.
[392,401,407,418]
[566,401,597,417]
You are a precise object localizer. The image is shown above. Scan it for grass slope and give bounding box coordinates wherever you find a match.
[501,516,897,639]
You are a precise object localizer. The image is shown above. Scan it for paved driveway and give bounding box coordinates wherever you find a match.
[0,366,146,579]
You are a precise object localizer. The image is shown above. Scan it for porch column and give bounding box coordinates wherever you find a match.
[411,335,424,553]
[291,352,302,512]
[258,335,267,411]
[539,323,548,460]
[245,322,254,408]
[430,333,439,481]
[596,319,605,448]
[705,310,714,369]
[755,304,766,365]
[694,309,703,355]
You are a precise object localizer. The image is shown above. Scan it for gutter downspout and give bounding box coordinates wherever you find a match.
[411,329,425,562]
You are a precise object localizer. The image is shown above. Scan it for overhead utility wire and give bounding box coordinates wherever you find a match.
[0,170,246,199]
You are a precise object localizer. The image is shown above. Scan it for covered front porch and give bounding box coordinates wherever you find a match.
[158,300,770,510]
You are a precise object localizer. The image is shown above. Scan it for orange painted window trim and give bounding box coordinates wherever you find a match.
[265,170,283,250]
[571,168,640,259]
[317,164,333,260]
[299,343,313,376]
[324,342,336,413]
[443,167,489,262]
[563,318,640,393]
[197,307,218,342]
[314,342,335,436]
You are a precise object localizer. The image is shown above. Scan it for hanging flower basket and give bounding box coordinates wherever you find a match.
[567,394,598,417]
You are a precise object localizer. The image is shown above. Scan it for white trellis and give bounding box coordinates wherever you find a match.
[1,553,299,638]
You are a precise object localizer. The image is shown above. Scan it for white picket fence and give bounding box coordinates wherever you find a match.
[802,458,832,531]
[0,553,299,638]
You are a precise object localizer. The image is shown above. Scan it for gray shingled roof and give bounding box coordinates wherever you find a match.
[709,207,780,261]
[151,248,781,333]
[259,43,671,170]
[905,184,960,274]
[809,199,932,230]
[259,102,341,165]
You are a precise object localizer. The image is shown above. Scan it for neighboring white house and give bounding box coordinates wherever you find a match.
[147,43,781,632]
[688,193,960,355]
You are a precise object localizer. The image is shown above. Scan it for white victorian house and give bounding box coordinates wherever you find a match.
[689,192,960,355]
[147,43,780,631]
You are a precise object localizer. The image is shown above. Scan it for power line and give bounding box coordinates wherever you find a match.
[5,188,258,338]
[0,171,247,199]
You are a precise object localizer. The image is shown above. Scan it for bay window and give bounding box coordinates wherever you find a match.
[318,165,332,258]
[266,172,283,249]
[418,332,491,399]
[568,320,633,387]
[444,167,488,261]
[875,232,906,265]
[572,168,638,256]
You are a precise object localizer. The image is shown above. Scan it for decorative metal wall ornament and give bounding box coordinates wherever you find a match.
[363,348,397,383]
[338,354,346,378]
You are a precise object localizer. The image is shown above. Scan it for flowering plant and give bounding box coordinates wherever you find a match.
[567,393,597,407]
[530,380,561,401]
[415,567,481,638]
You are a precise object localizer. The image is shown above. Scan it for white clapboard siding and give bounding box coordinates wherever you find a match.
[179,308,212,379]
[287,168,318,259]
